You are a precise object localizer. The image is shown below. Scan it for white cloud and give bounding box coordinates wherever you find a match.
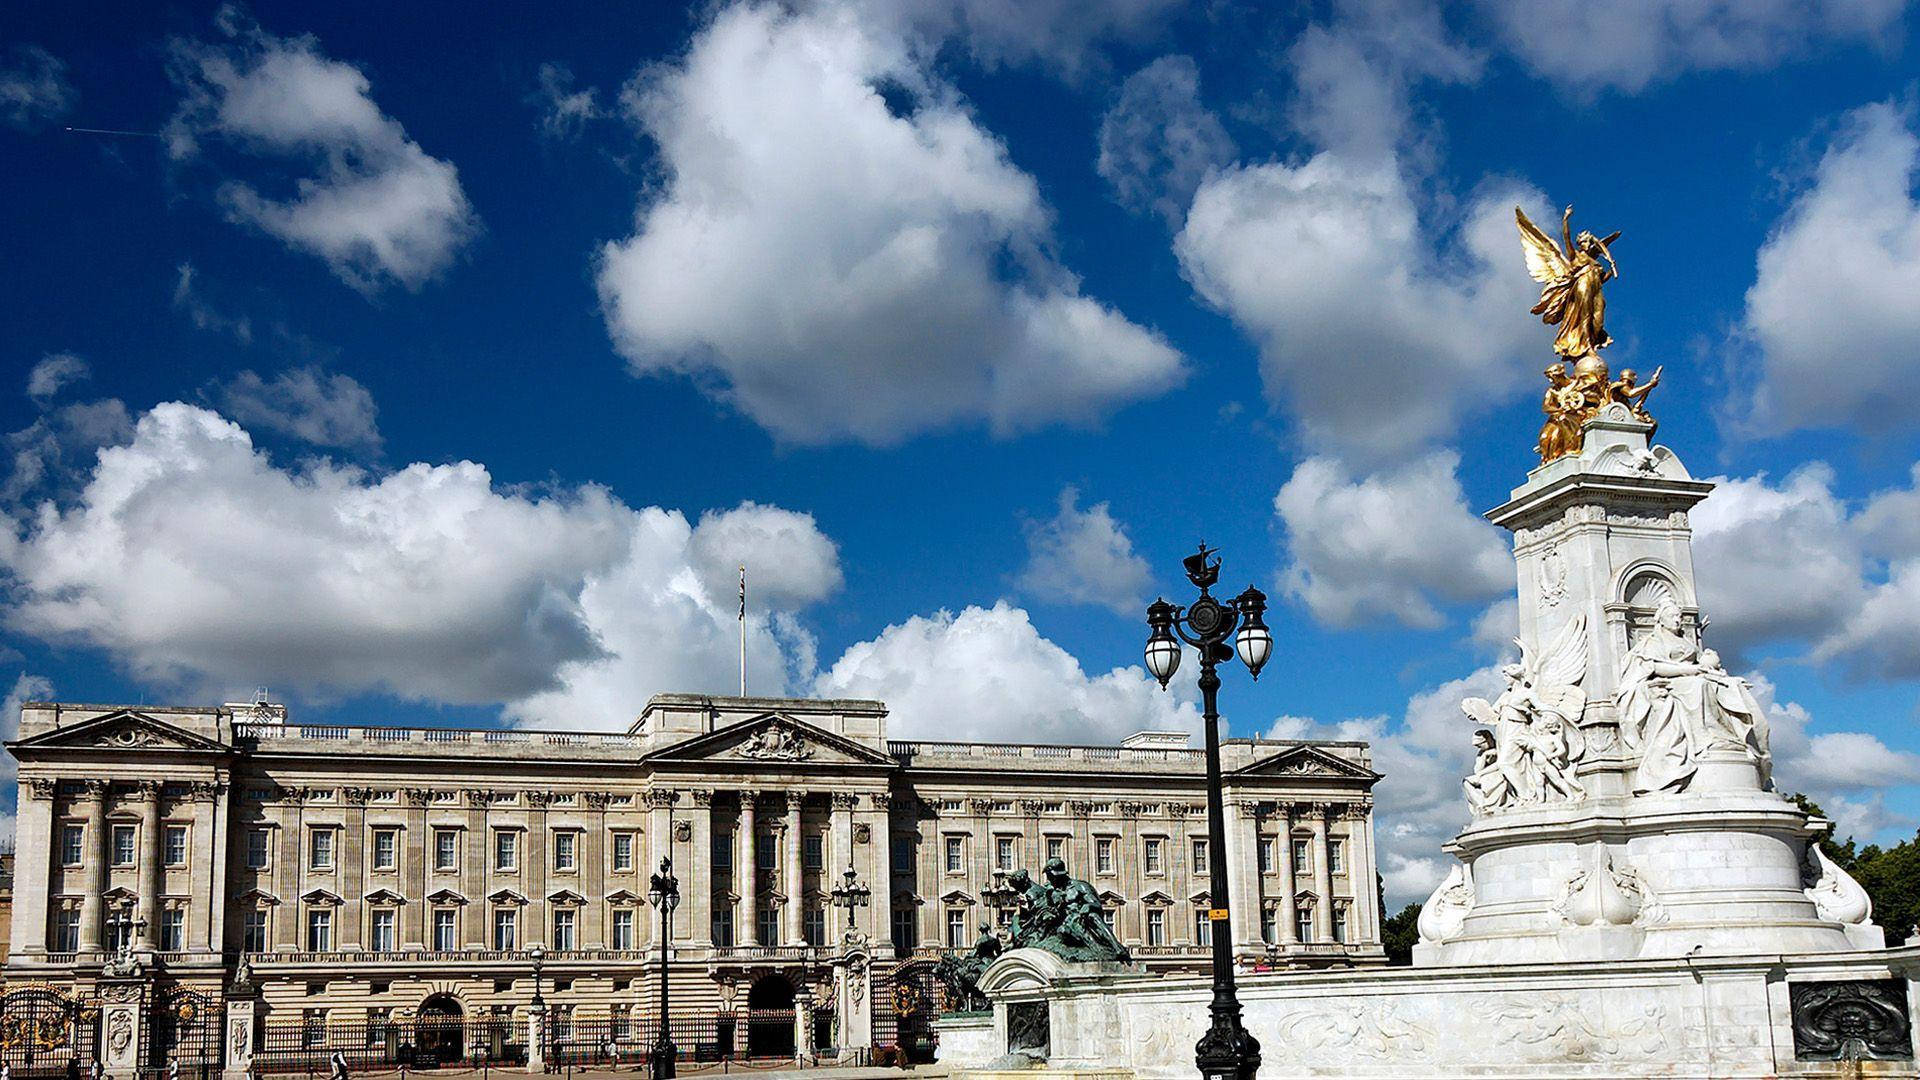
[531,62,605,140]
[1733,101,1920,437]
[1016,487,1152,615]
[1273,451,1511,629]
[0,403,842,719]
[1691,464,1867,662]
[814,601,1200,745]
[26,354,90,405]
[0,44,76,130]
[211,367,382,452]
[1469,597,1518,654]
[1477,0,1905,96]
[595,2,1184,446]
[166,7,479,293]
[1097,55,1234,228]
[2,398,134,509]
[1173,10,1541,463]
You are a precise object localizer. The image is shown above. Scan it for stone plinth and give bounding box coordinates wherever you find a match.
[941,948,1144,1074]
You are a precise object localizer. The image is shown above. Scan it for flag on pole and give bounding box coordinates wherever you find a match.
[738,565,746,619]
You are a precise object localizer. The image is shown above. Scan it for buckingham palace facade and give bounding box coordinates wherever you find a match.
[5,692,1383,1042]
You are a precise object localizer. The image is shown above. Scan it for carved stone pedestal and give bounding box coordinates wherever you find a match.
[98,977,147,1080]
[836,943,873,1059]
[223,997,257,1080]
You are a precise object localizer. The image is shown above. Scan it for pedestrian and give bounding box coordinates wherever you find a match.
[167,1060,180,1080]
[329,1051,348,1080]
[89,1058,103,1080]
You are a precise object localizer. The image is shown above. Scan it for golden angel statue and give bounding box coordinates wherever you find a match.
[1516,205,1620,362]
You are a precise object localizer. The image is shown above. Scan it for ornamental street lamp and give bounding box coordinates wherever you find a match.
[647,858,680,1080]
[829,866,871,932]
[529,944,546,1010]
[1145,543,1267,1080]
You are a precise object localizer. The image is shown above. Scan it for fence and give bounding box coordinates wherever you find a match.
[254,1018,522,1074]
[0,987,100,1080]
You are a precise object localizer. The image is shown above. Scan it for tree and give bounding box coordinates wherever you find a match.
[1382,903,1421,965]
[1789,792,1918,946]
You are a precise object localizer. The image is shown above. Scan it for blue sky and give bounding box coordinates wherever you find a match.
[4,0,1920,905]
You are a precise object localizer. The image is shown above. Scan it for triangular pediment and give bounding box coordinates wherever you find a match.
[102,886,138,906]
[604,889,642,907]
[300,888,344,907]
[1187,890,1211,906]
[1140,890,1173,906]
[487,889,528,907]
[643,713,897,769]
[426,889,468,906]
[547,889,587,907]
[12,709,230,755]
[236,888,279,906]
[1231,744,1379,781]
[1097,889,1127,907]
[1293,890,1318,906]
[363,889,407,906]
[940,889,976,906]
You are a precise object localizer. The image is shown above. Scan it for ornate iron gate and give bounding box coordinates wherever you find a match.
[870,959,938,1064]
[0,986,100,1079]
[149,988,223,1080]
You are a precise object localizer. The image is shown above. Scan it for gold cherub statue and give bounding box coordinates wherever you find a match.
[1517,204,1648,462]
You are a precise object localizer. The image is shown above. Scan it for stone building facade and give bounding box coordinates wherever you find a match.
[5,693,1381,1046]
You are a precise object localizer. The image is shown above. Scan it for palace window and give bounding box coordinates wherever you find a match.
[1261,907,1278,944]
[1144,838,1163,875]
[243,910,268,953]
[54,907,81,952]
[553,832,577,872]
[712,830,732,871]
[302,1011,327,1050]
[945,909,966,949]
[434,829,459,872]
[1193,910,1211,947]
[306,909,333,952]
[1329,838,1345,875]
[944,836,963,873]
[804,906,826,947]
[757,905,779,946]
[160,907,185,951]
[1294,906,1314,943]
[108,914,133,953]
[247,829,271,870]
[891,836,913,875]
[711,906,734,947]
[433,909,456,951]
[611,909,634,950]
[494,830,518,872]
[372,828,398,871]
[804,834,824,871]
[309,828,335,871]
[1292,838,1311,874]
[612,832,634,873]
[61,824,83,867]
[112,824,136,867]
[1257,838,1274,874]
[1191,838,1209,873]
[492,909,517,951]
[892,909,916,953]
[995,836,1017,872]
[1332,901,1349,944]
[164,825,189,867]
[1097,908,1115,931]
[370,910,396,952]
[1046,836,1065,864]
[756,832,776,871]
[1146,908,1165,946]
[1096,838,1115,875]
[552,909,576,950]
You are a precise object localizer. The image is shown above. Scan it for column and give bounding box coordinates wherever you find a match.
[689,790,713,946]
[341,793,366,950]
[859,794,891,952]
[645,789,676,946]
[465,794,489,948]
[188,783,216,951]
[12,778,56,955]
[1276,803,1299,946]
[738,793,759,946]
[1069,802,1091,879]
[1351,802,1382,944]
[208,778,231,956]
[402,792,429,949]
[1225,800,1258,950]
[136,780,162,949]
[80,781,108,951]
[526,797,548,948]
[1309,803,1334,942]
[782,794,802,946]
[583,793,607,948]
[828,793,855,947]
[274,799,302,949]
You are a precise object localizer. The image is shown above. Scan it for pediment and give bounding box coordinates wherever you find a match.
[487,889,528,907]
[1231,744,1379,781]
[547,889,586,907]
[894,891,923,906]
[363,889,407,906]
[604,889,642,907]
[236,888,279,907]
[101,886,138,906]
[643,713,897,769]
[300,888,344,907]
[1140,890,1173,907]
[1097,889,1127,908]
[940,889,977,906]
[1293,890,1318,906]
[1187,890,1212,906]
[12,709,230,755]
[426,889,468,906]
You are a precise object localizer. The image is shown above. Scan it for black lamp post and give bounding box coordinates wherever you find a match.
[829,866,870,933]
[1144,543,1269,1080]
[529,944,546,1010]
[647,858,680,1080]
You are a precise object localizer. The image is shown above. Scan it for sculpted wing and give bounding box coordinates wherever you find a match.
[1515,206,1570,285]
[1525,613,1589,721]
[1461,697,1498,727]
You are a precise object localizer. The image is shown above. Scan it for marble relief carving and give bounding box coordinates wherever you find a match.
[736,721,812,760]
[1803,845,1873,926]
[1416,864,1474,944]
[1550,847,1666,928]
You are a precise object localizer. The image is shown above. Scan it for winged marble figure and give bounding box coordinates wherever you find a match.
[1461,613,1590,814]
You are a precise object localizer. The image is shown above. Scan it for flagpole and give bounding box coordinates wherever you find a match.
[738,565,747,697]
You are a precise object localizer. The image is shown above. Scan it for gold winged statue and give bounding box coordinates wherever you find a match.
[1516,205,1655,462]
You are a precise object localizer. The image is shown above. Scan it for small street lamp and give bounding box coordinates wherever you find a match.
[529,944,546,1010]
[829,866,870,932]
[1145,543,1267,1080]
[647,858,680,1080]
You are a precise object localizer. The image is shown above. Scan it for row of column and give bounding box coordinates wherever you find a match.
[1226,799,1379,951]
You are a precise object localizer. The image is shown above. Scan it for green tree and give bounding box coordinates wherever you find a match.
[1382,903,1421,965]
